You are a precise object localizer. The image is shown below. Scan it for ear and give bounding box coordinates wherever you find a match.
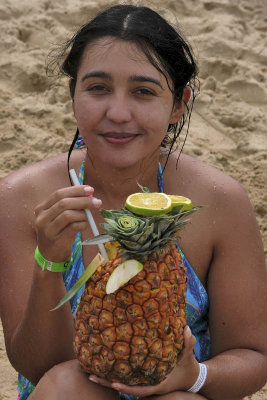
[169,86,191,124]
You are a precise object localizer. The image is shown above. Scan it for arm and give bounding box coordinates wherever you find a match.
[199,181,267,399]
[0,168,101,385]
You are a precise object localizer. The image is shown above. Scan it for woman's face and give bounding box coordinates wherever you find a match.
[72,37,183,169]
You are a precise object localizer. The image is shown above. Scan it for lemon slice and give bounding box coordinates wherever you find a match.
[125,192,172,216]
[106,260,143,294]
[168,195,193,211]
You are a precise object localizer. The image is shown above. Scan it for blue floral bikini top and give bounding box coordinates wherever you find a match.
[17,160,210,400]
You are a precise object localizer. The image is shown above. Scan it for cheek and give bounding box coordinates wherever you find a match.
[73,97,103,125]
[143,105,172,135]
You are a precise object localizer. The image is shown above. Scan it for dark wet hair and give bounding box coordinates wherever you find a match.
[52,4,199,176]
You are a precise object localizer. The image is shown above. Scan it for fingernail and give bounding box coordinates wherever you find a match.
[92,198,102,207]
[186,326,192,336]
[84,186,93,194]
[89,376,98,383]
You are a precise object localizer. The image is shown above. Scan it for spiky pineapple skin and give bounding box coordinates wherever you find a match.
[74,242,187,385]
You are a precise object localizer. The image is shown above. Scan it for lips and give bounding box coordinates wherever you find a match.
[100,132,139,145]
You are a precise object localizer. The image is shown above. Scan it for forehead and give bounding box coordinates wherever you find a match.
[78,36,166,79]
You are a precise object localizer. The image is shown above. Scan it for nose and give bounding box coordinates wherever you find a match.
[105,93,132,123]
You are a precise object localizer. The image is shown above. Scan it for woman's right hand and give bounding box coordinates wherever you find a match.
[34,185,102,262]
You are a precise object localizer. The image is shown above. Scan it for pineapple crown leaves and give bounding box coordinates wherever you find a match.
[82,206,202,257]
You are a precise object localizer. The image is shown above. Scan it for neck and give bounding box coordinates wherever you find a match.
[83,153,164,208]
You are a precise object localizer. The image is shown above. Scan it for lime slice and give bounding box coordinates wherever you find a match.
[125,192,172,216]
[168,195,193,211]
[106,260,143,294]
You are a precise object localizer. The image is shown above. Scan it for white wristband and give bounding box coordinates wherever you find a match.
[188,363,207,393]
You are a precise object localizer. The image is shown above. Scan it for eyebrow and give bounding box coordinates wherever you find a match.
[81,71,112,82]
[81,71,163,89]
[129,75,163,89]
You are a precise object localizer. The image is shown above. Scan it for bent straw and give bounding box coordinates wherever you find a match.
[69,169,108,261]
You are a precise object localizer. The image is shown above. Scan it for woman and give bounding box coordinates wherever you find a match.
[0,4,266,400]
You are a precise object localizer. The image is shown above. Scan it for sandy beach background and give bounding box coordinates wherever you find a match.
[0,0,266,398]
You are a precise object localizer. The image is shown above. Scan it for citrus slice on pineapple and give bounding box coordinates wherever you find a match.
[106,259,143,294]
[125,192,172,216]
[168,195,193,211]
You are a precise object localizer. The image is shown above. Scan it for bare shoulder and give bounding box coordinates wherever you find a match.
[165,152,264,272]
[0,150,84,214]
[166,152,252,213]
[1,153,68,209]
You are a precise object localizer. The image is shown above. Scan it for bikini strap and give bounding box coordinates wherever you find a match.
[75,135,85,149]
[158,162,164,193]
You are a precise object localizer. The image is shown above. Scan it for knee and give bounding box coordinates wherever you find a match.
[30,360,84,399]
[31,360,118,400]
[46,359,82,382]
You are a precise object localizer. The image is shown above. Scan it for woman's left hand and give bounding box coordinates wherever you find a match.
[89,326,200,398]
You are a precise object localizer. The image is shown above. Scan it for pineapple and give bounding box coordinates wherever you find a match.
[73,205,199,385]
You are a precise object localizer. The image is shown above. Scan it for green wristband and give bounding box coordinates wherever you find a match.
[34,246,71,272]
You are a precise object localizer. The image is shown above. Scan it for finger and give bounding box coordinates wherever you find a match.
[111,382,157,397]
[183,326,196,350]
[35,196,102,231]
[88,375,113,389]
[43,210,88,238]
[176,326,196,363]
[57,221,90,244]
[34,185,94,215]
[89,375,161,396]
[45,218,89,241]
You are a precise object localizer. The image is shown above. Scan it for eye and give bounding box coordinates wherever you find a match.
[87,84,110,93]
[134,88,155,96]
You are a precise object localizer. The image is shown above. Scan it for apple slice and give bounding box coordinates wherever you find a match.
[106,260,143,294]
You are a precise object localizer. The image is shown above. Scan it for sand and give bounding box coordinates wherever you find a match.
[0,0,266,398]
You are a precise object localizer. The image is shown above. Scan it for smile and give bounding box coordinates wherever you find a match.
[100,132,139,145]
